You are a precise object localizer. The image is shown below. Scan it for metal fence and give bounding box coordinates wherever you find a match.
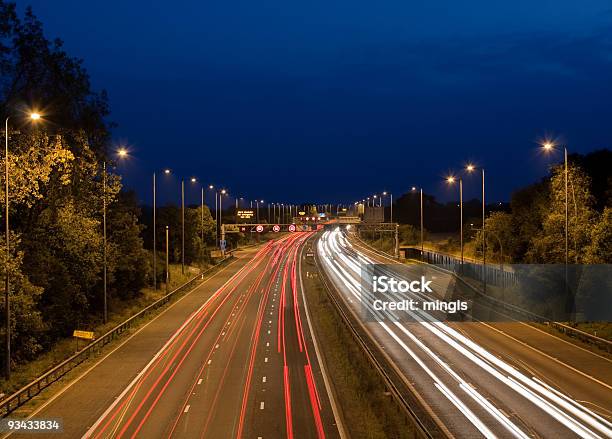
[403,247,519,288]
[0,256,233,417]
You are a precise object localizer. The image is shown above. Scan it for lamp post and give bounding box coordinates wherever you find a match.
[165,226,170,294]
[219,189,226,248]
[181,179,185,274]
[542,142,569,267]
[101,148,129,324]
[466,164,486,290]
[411,187,424,260]
[4,112,41,378]
[446,176,463,265]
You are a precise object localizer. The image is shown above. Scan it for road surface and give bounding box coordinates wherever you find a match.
[12,237,339,439]
[317,227,612,439]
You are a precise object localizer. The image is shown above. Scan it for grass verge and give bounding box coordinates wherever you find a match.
[302,254,415,439]
[0,262,212,398]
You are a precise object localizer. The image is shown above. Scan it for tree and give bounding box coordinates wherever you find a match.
[527,164,596,263]
[107,191,150,300]
[584,207,612,264]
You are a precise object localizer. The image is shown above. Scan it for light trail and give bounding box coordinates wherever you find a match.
[317,228,610,439]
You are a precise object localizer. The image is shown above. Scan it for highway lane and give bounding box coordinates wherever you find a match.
[7,248,260,439]
[318,228,612,439]
[81,233,338,439]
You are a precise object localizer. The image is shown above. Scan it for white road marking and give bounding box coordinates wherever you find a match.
[260,402,265,410]
[197,379,203,385]
[184,405,191,413]
[264,357,268,362]
[262,376,267,383]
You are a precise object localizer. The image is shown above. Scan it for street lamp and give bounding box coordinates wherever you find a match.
[382,191,393,223]
[446,175,464,265]
[102,148,129,324]
[219,189,227,248]
[181,178,185,274]
[542,142,569,267]
[3,111,42,378]
[411,187,424,260]
[152,168,173,290]
[466,163,486,290]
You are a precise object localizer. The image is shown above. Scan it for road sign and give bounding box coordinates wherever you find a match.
[236,209,255,223]
[220,239,227,250]
[256,225,264,233]
[288,224,296,232]
[272,225,280,232]
[224,224,240,233]
[73,330,95,340]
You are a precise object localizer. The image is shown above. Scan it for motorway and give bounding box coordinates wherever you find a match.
[12,236,339,439]
[318,227,612,439]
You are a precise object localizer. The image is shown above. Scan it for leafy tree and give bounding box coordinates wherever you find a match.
[107,191,150,300]
[527,164,596,263]
[584,207,612,263]
[0,233,45,364]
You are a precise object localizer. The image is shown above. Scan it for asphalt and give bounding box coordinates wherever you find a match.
[9,237,339,439]
[317,228,612,439]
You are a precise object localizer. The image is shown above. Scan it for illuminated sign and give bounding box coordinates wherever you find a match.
[288,224,296,232]
[256,225,264,233]
[236,209,255,223]
[272,225,281,232]
[298,211,306,216]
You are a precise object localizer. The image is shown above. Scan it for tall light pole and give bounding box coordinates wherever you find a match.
[4,112,41,378]
[101,148,129,324]
[543,142,569,267]
[411,187,424,260]
[446,176,463,265]
[201,186,205,263]
[209,185,217,246]
[165,226,170,294]
[181,178,185,274]
[219,189,226,248]
[153,169,170,290]
[466,164,486,290]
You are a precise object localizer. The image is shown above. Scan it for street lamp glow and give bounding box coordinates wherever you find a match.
[164,169,171,175]
[411,186,417,191]
[221,189,226,195]
[190,177,196,183]
[383,191,387,195]
[466,164,475,172]
[29,112,41,120]
[117,148,128,157]
[542,142,554,150]
[446,176,456,183]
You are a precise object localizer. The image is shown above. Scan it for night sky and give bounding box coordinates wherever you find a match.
[17,1,612,207]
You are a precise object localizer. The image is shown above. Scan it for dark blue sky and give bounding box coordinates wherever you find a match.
[18,0,612,206]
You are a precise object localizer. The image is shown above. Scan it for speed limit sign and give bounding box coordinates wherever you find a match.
[288,224,296,232]
[272,225,281,232]
[256,225,264,233]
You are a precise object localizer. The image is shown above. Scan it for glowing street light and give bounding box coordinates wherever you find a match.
[446,175,464,264]
[541,140,570,294]
[4,111,42,378]
[465,163,487,291]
